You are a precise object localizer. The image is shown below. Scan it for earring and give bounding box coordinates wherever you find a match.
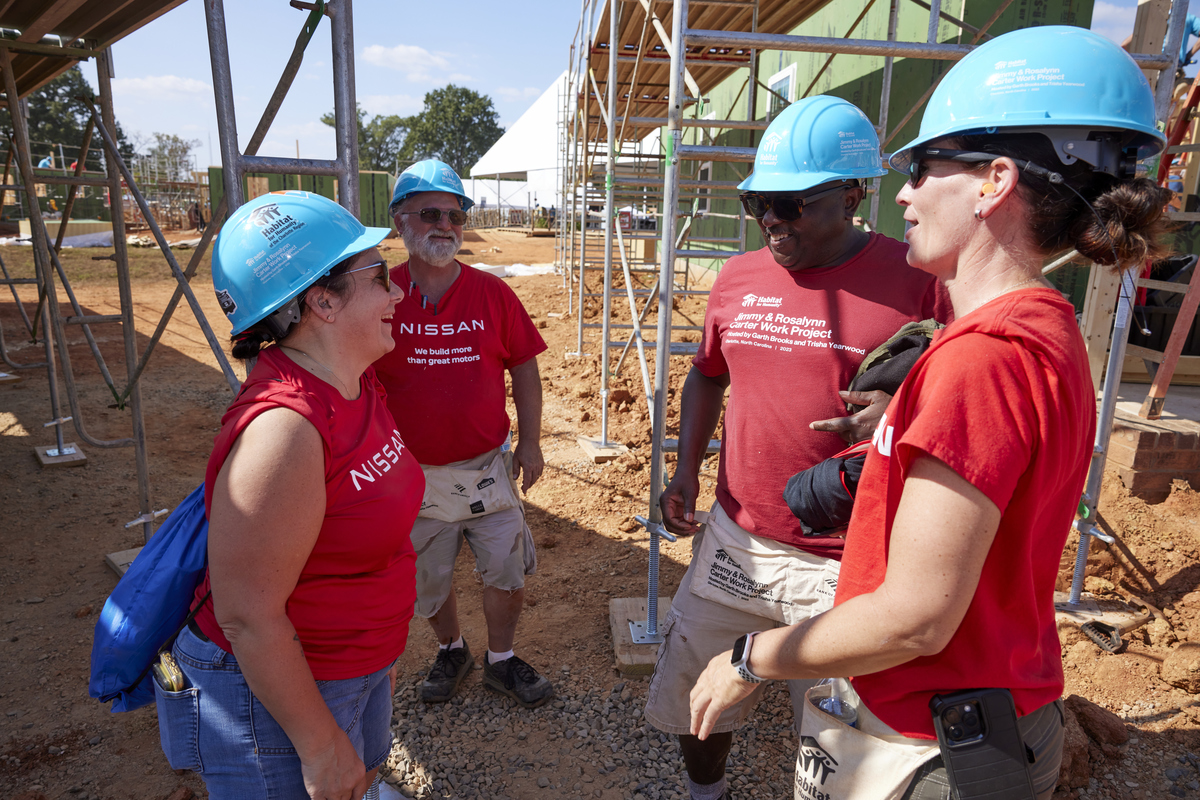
[981,182,995,195]
[974,208,984,221]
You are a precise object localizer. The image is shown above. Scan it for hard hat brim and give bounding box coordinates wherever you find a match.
[737,167,886,193]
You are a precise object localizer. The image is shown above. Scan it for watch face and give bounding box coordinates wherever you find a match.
[731,634,747,663]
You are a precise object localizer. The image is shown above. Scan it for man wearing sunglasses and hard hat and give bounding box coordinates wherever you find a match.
[646,96,952,800]
[374,159,553,710]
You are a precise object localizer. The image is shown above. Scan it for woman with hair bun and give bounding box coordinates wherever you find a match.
[688,26,1170,799]
[154,191,421,800]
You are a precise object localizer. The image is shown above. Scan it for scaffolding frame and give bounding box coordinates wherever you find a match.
[560,0,1184,640]
[0,14,239,547]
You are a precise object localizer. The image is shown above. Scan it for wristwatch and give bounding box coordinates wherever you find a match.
[731,632,766,684]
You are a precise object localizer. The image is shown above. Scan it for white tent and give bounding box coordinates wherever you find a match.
[469,70,566,208]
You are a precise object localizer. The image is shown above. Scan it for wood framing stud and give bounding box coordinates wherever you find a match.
[33,442,87,468]
[610,596,671,676]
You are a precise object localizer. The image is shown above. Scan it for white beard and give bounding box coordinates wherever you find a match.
[401,217,461,267]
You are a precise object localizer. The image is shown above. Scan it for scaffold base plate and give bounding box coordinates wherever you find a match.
[0,371,22,385]
[577,435,628,463]
[105,547,142,578]
[609,596,671,677]
[34,442,87,468]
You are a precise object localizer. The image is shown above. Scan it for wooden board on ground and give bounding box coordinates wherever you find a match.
[105,547,142,578]
[609,595,671,677]
[34,442,87,467]
[0,370,22,384]
[1053,591,1153,634]
[577,434,628,463]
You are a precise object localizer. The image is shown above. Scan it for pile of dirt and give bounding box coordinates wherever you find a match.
[1,232,1199,799]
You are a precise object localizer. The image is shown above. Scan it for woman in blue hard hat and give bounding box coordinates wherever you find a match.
[688,26,1171,799]
[154,190,423,800]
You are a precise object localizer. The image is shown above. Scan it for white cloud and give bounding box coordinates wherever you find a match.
[448,73,473,83]
[496,86,541,102]
[362,43,451,82]
[361,93,424,116]
[1091,0,1137,45]
[110,74,210,101]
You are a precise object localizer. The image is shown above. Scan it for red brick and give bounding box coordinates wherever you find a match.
[1152,449,1200,471]
[1105,440,1155,470]
[1176,431,1199,451]
[1112,426,1159,449]
[1114,466,1175,504]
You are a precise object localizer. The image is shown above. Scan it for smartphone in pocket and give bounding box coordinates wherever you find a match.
[929,688,1035,800]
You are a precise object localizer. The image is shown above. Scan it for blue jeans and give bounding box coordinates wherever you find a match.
[154,625,393,799]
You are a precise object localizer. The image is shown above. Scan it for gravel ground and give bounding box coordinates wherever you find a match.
[380,666,801,800]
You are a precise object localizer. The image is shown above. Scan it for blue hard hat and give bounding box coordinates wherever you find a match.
[890,26,1165,176]
[391,159,475,212]
[739,95,886,193]
[212,191,390,336]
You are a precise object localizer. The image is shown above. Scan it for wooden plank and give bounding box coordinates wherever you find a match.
[1079,264,1122,391]
[609,596,671,677]
[577,434,628,463]
[1140,260,1200,418]
[0,370,22,384]
[1054,591,1153,636]
[33,442,86,468]
[1123,353,1200,385]
[104,546,141,578]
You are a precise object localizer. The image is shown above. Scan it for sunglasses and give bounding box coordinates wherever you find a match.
[739,185,847,222]
[905,148,999,187]
[345,260,391,292]
[397,207,468,226]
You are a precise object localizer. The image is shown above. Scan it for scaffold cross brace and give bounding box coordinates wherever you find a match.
[124,509,169,529]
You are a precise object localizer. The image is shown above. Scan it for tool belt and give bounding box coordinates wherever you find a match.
[689,501,841,626]
[417,435,520,523]
[797,679,940,800]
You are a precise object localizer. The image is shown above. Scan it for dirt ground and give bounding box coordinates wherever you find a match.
[1,229,1199,799]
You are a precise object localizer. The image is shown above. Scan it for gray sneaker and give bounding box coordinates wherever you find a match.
[419,641,474,703]
[482,653,554,708]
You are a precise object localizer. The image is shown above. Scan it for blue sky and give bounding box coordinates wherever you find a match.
[73,0,1160,171]
[78,0,583,169]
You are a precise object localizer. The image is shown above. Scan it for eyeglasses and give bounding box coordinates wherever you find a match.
[905,148,999,187]
[397,207,468,226]
[738,185,847,222]
[345,260,390,291]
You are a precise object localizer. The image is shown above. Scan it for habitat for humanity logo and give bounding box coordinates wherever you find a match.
[741,293,783,308]
[797,736,838,789]
[249,203,305,246]
[441,168,464,192]
[757,129,788,166]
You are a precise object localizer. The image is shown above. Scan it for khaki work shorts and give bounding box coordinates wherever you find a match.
[644,517,835,736]
[411,447,537,618]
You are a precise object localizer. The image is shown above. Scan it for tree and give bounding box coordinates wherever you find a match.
[0,65,135,170]
[136,132,202,183]
[400,85,504,177]
[321,105,410,173]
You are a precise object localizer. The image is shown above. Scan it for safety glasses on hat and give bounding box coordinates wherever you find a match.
[345,260,391,292]
[906,147,1064,187]
[397,207,468,225]
[738,184,847,222]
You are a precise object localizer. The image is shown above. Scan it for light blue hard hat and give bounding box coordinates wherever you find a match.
[391,158,475,212]
[212,191,390,336]
[889,26,1166,176]
[739,95,886,193]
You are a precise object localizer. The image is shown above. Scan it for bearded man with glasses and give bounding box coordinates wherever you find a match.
[646,96,952,800]
[373,159,553,710]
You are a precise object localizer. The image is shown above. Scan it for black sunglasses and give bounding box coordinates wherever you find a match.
[397,207,468,225]
[739,184,847,222]
[345,260,390,292]
[906,147,1063,187]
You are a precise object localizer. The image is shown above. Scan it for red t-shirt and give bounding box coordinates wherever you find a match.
[373,262,547,465]
[836,289,1095,738]
[694,234,952,556]
[191,347,424,681]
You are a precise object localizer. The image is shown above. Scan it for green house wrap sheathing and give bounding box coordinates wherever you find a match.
[206,168,396,233]
[677,0,1095,300]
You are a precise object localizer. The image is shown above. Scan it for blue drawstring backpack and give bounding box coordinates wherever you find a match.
[89,483,209,712]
